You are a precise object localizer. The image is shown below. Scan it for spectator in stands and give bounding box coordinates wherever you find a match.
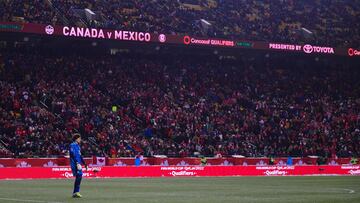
[0,47,359,159]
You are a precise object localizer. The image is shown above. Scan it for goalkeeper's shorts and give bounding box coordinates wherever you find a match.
[71,165,83,177]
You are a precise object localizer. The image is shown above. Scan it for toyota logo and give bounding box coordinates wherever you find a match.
[303,44,313,54]
[183,36,191,45]
[45,25,54,35]
[158,34,166,43]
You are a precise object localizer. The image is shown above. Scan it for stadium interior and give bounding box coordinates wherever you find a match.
[0,1,359,202]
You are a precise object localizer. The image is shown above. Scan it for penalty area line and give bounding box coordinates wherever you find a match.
[0,197,64,203]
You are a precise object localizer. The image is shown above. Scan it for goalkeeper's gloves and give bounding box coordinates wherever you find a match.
[76,163,82,170]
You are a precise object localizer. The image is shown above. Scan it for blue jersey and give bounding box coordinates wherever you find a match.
[69,142,85,167]
[69,141,85,193]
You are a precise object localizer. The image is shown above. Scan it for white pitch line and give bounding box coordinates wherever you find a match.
[330,188,356,194]
[0,197,63,203]
[344,189,355,194]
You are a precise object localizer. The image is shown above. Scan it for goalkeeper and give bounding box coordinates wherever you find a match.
[69,133,87,198]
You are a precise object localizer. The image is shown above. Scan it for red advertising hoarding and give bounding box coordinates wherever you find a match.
[0,165,358,179]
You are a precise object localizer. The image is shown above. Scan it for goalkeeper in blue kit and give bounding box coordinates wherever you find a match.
[69,133,87,198]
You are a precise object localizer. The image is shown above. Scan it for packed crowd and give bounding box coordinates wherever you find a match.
[1,0,359,47]
[0,49,359,158]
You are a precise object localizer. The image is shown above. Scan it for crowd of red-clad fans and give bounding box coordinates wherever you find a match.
[0,48,359,158]
[1,0,360,47]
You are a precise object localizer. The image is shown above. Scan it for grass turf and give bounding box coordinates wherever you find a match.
[0,176,359,203]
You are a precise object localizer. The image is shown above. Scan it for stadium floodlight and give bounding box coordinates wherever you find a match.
[85,8,95,21]
[299,27,314,39]
[200,19,211,26]
[301,27,313,35]
[199,19,212,35]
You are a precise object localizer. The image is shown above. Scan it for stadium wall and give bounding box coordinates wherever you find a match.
[0,157,353,167]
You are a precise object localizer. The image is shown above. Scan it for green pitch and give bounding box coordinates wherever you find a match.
[0,176,359,203]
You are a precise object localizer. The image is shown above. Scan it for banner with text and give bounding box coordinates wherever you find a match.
[0,22,357,57]
[0,165,359,179]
